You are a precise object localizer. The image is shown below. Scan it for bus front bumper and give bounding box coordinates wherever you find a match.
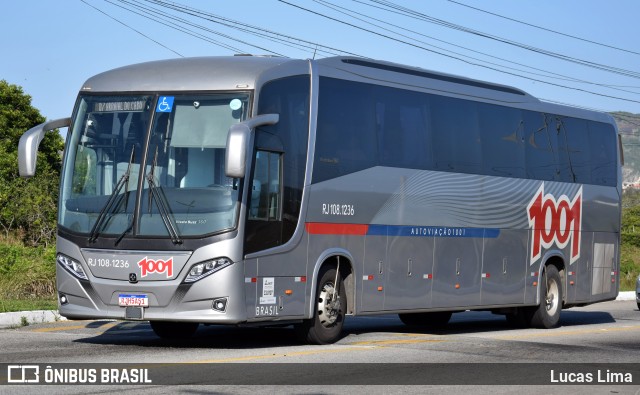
[56,260,248,324]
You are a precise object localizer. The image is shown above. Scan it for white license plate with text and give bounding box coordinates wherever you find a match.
[118,294,148,307]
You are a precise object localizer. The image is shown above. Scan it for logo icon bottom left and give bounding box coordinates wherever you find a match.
[7,365,40,383]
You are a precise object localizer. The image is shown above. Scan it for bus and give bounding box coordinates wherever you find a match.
[18,56,621,344]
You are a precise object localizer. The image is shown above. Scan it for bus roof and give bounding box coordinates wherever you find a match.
[79,55,614,125]
[80,56,296,93]
[318,56,530,97]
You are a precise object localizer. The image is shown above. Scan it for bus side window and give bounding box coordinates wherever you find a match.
[559,117,591,184]
[249,150,282,221]
[524,112,559,181]
[589,121,617,187]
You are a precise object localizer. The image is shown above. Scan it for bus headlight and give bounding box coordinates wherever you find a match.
[57,254,88,280]
[183,258,233,283]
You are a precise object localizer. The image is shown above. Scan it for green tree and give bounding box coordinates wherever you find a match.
[0,80,64,246]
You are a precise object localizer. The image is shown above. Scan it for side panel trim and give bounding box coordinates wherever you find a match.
[306,223,500,239]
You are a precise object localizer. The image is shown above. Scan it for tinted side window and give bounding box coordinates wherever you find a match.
[314,77,377,183]
[589,121,617,186]
[430,96,481,174]
[312,77,617,187]
[558,117,591,184]
[554,117,572,183]
[524,112,559,181]
[478,102,525,178]
[375,86,430,170]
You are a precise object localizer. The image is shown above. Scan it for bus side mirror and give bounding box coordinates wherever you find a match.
[225,123,251,179]
[225,114,279,178]
[18,117,71,177]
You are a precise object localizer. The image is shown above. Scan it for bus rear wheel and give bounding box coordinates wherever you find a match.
[150,321,199,339]
[526,264,563,329]
[295,266,346,345]
[398,311,452,328]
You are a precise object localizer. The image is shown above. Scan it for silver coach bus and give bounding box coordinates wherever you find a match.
[19,56,621,344]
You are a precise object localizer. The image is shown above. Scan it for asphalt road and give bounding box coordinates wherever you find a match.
[2,300,640,394]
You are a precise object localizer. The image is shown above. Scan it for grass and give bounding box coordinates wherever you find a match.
[620,242,640,291]
[0,298,57,313]
[0,235,56,312]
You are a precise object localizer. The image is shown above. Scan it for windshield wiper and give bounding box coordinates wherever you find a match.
[88,146,135,243]
[114,215,133,246]
[147,146,182,244]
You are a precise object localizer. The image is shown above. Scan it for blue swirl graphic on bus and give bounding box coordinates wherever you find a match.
[156,96,174,113]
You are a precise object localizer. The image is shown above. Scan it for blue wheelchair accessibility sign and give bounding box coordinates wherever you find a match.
[156,96,174,113]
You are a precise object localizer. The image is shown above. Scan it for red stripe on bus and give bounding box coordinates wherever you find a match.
[305,223,369,235]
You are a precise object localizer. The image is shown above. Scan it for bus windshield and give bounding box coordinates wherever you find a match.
[60,93,250,240]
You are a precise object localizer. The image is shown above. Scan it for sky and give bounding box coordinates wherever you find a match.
[2,0,639,131]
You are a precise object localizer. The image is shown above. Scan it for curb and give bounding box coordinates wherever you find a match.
[616,290,637,301]
[0,310,67,329]
[0,292,637,329]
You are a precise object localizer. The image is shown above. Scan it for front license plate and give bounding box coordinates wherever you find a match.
[118,294,148,307]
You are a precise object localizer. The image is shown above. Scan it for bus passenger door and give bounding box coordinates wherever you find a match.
[244,150,283,253]
[243,149,307,319]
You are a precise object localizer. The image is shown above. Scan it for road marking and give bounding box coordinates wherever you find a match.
[383,334,446,339]
[191,346,371,363]
[191,334,447,363]
[493,324,640,340]
[31,322,119,333]
[350,338,445,346]
[31,324,89,332]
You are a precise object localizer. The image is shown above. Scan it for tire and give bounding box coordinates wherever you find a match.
[150,321,199,339]
[398,311,452,328]
[294,266,346,344]
[527,265,563,329]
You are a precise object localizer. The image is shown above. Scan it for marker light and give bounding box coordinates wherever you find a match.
[184,257,233,283]
[57,254,88,280]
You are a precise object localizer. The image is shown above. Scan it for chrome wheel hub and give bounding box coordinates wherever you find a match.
[318,283,340,327]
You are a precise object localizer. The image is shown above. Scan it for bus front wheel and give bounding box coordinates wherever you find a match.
[295,266,346,344]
